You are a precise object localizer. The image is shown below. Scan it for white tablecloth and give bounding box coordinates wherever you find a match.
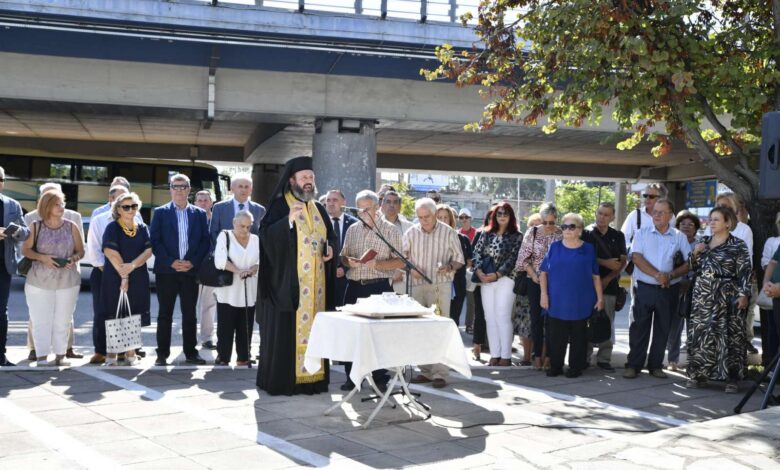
[304,312,471,388]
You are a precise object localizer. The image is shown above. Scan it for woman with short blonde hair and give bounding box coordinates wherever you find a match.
[22,190,84,367]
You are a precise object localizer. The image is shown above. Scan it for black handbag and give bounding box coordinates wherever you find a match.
[17,221,39,277]
[587,308,611,344]
[471,256,496,283]
[513,226,537,296]
[615,287,628,311]
[198,230,234,287]
[678,278,695,319]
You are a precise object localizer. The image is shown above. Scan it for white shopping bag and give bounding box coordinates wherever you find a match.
[105,290,142,353]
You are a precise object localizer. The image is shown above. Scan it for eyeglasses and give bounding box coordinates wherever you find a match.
[540,221,557,226]
[495,211,509,217]
[120,204,139,211]
[170,184,190,191]
[560,224,578,231]
[458,215,470,219]
[653,210,671,216]
[642,193,659,199]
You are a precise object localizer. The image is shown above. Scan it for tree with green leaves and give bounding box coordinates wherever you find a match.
[423,0,780,265]
[534,183,639,226]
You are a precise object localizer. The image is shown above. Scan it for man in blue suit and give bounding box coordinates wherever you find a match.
[324,189,358,307]
[208,173,265,359]
[0,166,30,366]
[150,174,211,366]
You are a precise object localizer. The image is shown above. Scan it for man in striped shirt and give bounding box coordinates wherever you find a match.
[405,198,464,388]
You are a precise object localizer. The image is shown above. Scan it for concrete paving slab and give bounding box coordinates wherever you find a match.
[0,430,51,457]
[287,434,378,459]
[334,451,414,469]
[58,420,143,445]
[124,456,209,470]
[88,400,180,420]
[0,450,81,469]
[90,437,180,465]
[190,444,305,470]
[386,441,496,468]
[339,424,442,452]
[154,428,253,456]
[256,417,330,440]
[117,412,217,437]
[33,406,109,427]
[7,394,81,413]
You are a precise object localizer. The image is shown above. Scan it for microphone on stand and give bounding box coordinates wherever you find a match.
[341,205,366,214]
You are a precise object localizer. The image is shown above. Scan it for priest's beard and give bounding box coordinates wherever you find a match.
[292,182,317,202]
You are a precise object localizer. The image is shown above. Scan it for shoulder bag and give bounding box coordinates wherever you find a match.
[589,227,628,310]
[17,221,39,277]
[198,230,234,287]
[513,227,537,296]
[587,307,612,344]
[625,208,641,275]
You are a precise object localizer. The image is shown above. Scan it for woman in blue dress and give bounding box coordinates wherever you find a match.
[540,213,603,378]
[101,192,152,366]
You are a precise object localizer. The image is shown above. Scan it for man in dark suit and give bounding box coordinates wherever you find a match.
[324,189,357,307]
[208,174,266,358]
[150,174,211,366]
[0,166,30,366]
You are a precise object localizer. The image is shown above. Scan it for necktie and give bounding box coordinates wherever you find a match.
[332,217,341,254]
[238,203,245,211]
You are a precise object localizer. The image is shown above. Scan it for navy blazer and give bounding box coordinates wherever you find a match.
[208,198,266,248]
[1,193,30,275]
[150,202,210,276]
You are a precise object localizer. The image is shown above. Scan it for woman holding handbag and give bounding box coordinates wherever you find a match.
[22,190,84,367]
[101,192,152,366]
[472,202,522,367]
[214,210,259,366]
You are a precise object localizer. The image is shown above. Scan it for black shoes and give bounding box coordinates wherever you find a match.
[0,356,14,367]
[546,368,562,377]
[596,362,616,372]
[185,355,207,365]
[154,357,168,366]
[201,341,217,350]
[135,348,146,358]
[565,369,582,378]
[340,381,356,391]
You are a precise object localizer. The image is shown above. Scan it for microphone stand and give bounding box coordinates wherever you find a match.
[356,209,432,413]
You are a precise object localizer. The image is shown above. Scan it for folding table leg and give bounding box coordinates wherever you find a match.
[362,370,400,428]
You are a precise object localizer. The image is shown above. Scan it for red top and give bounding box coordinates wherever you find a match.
[459,226,477,243]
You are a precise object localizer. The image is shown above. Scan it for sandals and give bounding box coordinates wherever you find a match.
[498,359,512,367]
[472,345,482,361]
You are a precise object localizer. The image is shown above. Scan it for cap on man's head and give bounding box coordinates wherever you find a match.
[458,208,472,218]
[286,156,313,175]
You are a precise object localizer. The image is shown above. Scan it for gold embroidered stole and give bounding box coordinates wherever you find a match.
[285,191,327,384]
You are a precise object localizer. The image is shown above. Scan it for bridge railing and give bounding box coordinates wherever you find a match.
[200,0,481,23]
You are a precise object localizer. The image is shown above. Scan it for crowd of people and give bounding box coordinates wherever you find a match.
[1,161,780,398]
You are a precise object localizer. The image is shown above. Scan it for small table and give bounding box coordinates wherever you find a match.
[304,312,471,428]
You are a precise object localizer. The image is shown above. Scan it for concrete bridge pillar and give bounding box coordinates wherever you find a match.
[312,118,377,207]
[252,163,283,207]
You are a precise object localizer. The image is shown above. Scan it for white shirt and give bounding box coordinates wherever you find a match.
[214,231,260,307]
[704,221,753,257]
[620,207,654,248]
[630,225,691,286]
[762,236,780,269]
[86,210,143,267]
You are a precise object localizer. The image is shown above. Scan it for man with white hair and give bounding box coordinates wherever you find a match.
[405,197,464,388]
[338,189,404,391]
[24,182,84,361]
[208,174,265,356]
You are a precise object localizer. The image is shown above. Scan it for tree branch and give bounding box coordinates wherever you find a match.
[774,0,780,110]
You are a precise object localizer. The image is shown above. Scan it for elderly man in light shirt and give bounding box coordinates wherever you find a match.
[85,185,143,363]
[405,198,464,388]
[23,182,85,361]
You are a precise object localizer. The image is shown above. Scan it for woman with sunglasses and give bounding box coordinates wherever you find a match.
[472,202,522,366]
[515,203,562,370]
[539,213,603,378]
[101,192,152,365]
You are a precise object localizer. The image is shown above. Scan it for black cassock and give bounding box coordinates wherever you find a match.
[256,196,337,396]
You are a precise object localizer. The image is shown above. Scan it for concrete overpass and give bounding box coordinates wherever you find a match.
[0,0,714,204]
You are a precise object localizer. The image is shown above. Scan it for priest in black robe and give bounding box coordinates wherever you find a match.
[256,156,337,395]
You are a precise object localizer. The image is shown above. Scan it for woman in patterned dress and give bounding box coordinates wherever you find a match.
[686,206,751,393]
[513,213,542,366]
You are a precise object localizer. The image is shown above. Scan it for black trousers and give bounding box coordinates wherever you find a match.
[156,273,199,359]
[0,264,10,359]
[547,317,588,373]
[450,272,467,325]
[342,279,392,385]
[472,286,487,344]
[527,280,547,358]
[627,282,679,370]
[90,268,106,355]
[217,302,251,362]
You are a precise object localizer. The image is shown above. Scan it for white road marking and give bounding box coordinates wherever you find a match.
[0,398,121,470]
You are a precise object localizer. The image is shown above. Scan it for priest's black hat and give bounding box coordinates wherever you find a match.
[266,155,314,206]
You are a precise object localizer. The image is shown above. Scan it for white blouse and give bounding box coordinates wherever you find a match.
[214,231,260,308]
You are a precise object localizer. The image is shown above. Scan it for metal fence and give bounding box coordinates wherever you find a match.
[199,0,481,23]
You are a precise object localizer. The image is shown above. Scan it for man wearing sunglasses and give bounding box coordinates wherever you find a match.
[620,183,667,249]
[150,174,211,366]
[85,184,143,364]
